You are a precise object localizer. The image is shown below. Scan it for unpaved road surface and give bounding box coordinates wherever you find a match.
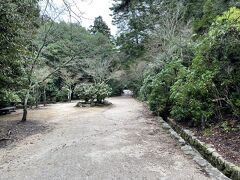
[0,97,212,180]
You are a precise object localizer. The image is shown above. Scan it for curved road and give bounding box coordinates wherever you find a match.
[0,97,215,179]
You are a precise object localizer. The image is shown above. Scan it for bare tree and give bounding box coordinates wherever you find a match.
[145,3,192,64]
[59,69,81,102]
[83,58,113,84]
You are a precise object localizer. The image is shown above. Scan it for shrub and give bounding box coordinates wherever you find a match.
[171,7,240,126]
[140,59,185,120]
[74,83,96,103]
[139,75,155,101]
[75,82,111,103]
[56,87,69,102]
[95,83,112,103]
[170,66,216,125]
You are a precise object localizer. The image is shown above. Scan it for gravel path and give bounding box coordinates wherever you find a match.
[0,97,213,180]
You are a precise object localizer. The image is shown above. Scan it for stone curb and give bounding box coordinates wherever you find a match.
[158,117,240,180]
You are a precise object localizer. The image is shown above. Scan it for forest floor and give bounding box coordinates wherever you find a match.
[0,97,218,179]
[195,124,239,166]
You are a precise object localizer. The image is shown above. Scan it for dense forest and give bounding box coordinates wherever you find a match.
[0,0,240,130]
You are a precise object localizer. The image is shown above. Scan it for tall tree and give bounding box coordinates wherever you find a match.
[90,16,111,38]
[111,0,149,61]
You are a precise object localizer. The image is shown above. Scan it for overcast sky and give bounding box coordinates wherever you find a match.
[43,0,117,35]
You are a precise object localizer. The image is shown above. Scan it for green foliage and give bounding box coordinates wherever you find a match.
[95,83,112,102]
[16,89,35,106]
[111,0,154,61]
[220,121,232,132]
[184,0,239,34]
[75,83,112,103]
[192,0,216,34]
[139,75,155,101]
[108,79,123,96]
[34,21,116,104]
[90,16,111,38]
[0,0,40,106]
[170,66,217,124]
[56,87,69,102]
[0,90,21,107]
[75,84,95,103]
[135,6,240,128]
[140,59,185,119]
[171,7,240,125]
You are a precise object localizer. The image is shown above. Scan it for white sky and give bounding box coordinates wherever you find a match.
[43,0,117,35]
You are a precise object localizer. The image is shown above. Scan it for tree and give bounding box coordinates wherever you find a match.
[82,33,117,83]
[33,66,52,106]
[0,1,120,121]
[58,69,80,102]
[90,16,111,38]
[111,0,154,61]
[0,0,40,107]
[39,21,118,103]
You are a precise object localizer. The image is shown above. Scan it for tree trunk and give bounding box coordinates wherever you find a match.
[35,87,39,108]
[22,107,28,122]
[43,85,47,106]
[201,116,206,130]
[68,87,72,102]
[21,90,30,122]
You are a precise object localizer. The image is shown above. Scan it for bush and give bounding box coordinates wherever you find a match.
[75,82,111,103]
[95,83,112,103]
[139,75,155,101]
[140,59,185,120]
[171,7,240,126]
[170,66,216,125]
[74,83,96,103]
[56,87,68,102]
[0,90,22,107]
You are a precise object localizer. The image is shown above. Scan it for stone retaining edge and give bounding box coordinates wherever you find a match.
[160,118,240,180]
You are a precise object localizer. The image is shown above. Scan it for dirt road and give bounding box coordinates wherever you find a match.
[0,97,214,179]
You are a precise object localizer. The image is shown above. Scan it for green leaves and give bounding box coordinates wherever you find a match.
[0,0,40,106]
[75,83,112,103]
[90,16,111,38]
[139,6,240,127]
[140,59,185,119]
[0,90,21,104]
[170,7,240,124]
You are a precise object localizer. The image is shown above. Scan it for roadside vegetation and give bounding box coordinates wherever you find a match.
[111,0,240,164]
[111,0,240,129]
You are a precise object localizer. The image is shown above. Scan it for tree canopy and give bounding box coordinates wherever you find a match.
[90,16,111,38]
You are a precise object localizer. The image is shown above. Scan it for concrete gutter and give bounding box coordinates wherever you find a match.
[158,117,240,180]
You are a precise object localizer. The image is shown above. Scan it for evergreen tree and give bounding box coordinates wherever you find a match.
[90,16,111,38]
[111,0,155,62]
